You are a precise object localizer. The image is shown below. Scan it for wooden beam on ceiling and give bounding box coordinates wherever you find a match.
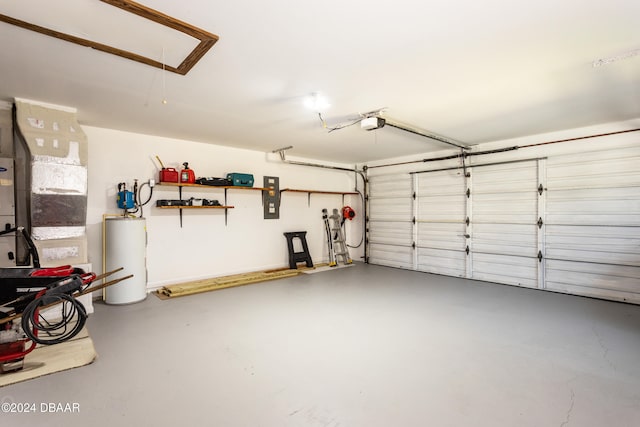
[0,0,219,75]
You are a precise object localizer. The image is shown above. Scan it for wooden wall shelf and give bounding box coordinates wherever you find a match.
[157,205,234,209]
[279,188,359,207]
[155,183,266,226]
[157,182,270,191]
[280,188,359,195]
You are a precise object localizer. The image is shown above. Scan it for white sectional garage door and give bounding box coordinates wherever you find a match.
[470,161,541,288]
[544,146,640,304]
[415,170,467,277]
[367,174,414,269]
[367,145,640,304]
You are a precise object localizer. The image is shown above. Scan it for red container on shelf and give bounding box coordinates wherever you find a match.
[179,162,196,184]
[159,167,179,183]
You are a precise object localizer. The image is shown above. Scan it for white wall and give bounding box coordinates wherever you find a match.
[84,126,363,289]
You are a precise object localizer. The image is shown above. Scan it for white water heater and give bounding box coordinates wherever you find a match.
[104,217,147,304]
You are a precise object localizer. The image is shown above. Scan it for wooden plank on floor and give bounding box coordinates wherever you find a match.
[155,268,303,299]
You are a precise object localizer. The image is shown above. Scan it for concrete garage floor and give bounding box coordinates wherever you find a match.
[2,263,640,426]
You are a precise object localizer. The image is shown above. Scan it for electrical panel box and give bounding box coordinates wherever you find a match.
[263,176,280,219]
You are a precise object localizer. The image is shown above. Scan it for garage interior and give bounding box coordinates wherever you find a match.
[0,1,639,426]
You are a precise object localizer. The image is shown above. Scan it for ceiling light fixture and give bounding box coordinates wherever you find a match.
[592,48,640,67]
[303,92,330,112]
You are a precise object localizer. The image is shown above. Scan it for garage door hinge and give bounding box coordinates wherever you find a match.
[412,217,416,224]
[465,217,470,226]
[412,242,416,249]
[538,184,544,195]
[466,188,471,198]
[412,192,416,200]
[538,251,543,262]
[465,245,470,255]
[537,217,543,228]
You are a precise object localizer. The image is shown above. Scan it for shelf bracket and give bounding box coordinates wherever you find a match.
[179,186,183,228]
[224,188,228,226]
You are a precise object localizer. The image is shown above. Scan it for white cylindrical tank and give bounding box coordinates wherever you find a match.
[104,217,147,304]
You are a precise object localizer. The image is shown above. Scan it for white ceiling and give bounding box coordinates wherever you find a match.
[1,0,639,163]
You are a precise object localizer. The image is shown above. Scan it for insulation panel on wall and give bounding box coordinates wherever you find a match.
[14,99,89,266]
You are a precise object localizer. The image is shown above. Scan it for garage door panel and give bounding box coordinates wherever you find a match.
[417,195,466,221]
[416,223,466,251]
[369,221,412,246]
[416,169,465,222]
[545,147,640,303]
[474,223,537,238]
[369,198,412,221]
[544,282,640,304]
[414,169,467,275]
[472,253,538,288]
[546,260,640,295]
[416,170,465,196]
[368,174,412,197]
[547,172,640,191]
[548,158,640,181]
[548,161,640,190]
[369,245,413,270]
[473,223,538,257]
[473,192,538,224]
[469,160,540,288]
[546,269,640,294]
[547,146,640,190]
[473,163,538,193]
[545,224,640,248]
[546,213,640,227]
[417,248,466,277]
[546,188,640,226]
[546,248,639,267]
[545,225,640,266]
[368,174,413,270]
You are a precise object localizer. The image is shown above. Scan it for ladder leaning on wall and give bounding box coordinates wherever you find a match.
[322,208,352,266]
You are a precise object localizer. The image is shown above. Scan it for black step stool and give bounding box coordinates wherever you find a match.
[284,231,313,269]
